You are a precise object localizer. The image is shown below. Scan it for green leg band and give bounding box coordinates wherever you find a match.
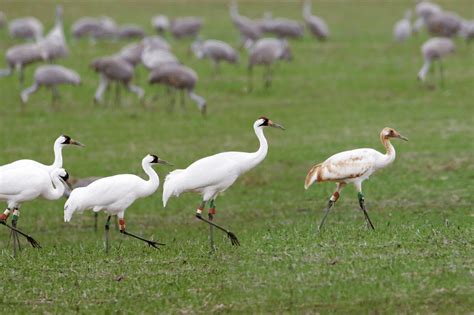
[209,199,216,209]
[357,192,364,201]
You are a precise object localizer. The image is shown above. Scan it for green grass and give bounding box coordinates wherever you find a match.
[0,0,473,313]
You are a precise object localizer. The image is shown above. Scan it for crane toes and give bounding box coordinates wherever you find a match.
[227,231,240,246]
[146,240,165,249]
[26,236,41,249]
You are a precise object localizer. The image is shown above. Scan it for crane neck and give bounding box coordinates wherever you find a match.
[50,141,64,171]
[43,173,66,200]
[141,161,160,197]
[379,133,396,168]
[243,126,268,172]
[303,3,312,19]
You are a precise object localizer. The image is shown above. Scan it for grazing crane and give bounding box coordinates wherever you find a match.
[303,0,330,41]
[9,16,43,41]
[305,127,408,231]
[229,2,262,49]
[418,37,455,84]
[393,10,412,42]
[258,14,304,39]
[40,6,68,62]
[117,42,144,67]
[414,1,442,34]
[247,38,292,90]
[0,167,69,254]
[71,16,117,43]
[0,42,47,85]
[117,24,146,39]
[170,17,202,39]
[141,38,178,71]
[426,11,461,38]
[0,134,84,173]
[191,38,238,72]
[21,65,81,104]
[143,35,171,51]
[151,15,170,35]
[163,117,284,250]
[91,56,144,104]
[64,154,171,252]
[459,20,474,43]
[148,64,206,114]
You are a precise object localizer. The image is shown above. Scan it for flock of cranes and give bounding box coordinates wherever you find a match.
[392,1,473,84]
[0,118,407,254]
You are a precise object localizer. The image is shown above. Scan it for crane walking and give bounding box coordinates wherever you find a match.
[305,128,408,231]
[64,154,171,252]
[163,117,284,250]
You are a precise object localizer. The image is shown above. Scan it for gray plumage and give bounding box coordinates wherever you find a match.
[40,6,68,62]
[247,38,292,90]
[426,11,461,37]
[118,24,146,39]
[142,35,171,51]
[459,20,474,43]
[21,65,81,103]
[229,2,262,48]
[170,17,203,39]
[192,39,238,71]
[414,1,442,33]
[91,56,144,103]
[0,42,47,84]
[141,39,178,71]
[303,0,329,40]
[9,17,43,40]
[418,37,455,83]
[259,15,304,39]
[71,16,117,41]
[118,42,144,67]
[151,15,169,34]
[148,64,206,114]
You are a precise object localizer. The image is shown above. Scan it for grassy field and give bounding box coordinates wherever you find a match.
[0,0,473,313]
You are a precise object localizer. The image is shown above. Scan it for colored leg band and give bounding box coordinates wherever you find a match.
[330,192,340,202]
[358,192,364,200]
[196,208,203,215]
[118,219,125,231]
[208,208,216,215]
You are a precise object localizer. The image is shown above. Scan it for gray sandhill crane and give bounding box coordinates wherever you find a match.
[151,15,170,35]
[141,40,178,71]
[117,36,171,68]
[418,37,455,85]
[459,20,474,43]
[148,64,206,115]
[117,42,144,67]
[0,43,47,85]
[40,6,68,62]
[143,35,171,51]
[229,2,262,49]
[9,17,43,41]
[426,11,461,37]
[258,14,304,39]
[91,56,144,104]
[413,1,442,34]
[117,24,145,39]
[393,10,412,42]
[303,0,330,41]
[247,38,292,90]
[191,38,238,72]
[170,17,202,39]
[21,65,81,104]
[71,16,117,43]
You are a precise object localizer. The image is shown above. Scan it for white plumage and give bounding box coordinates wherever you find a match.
[0,135,84,174]
[393,10,412,42]
[305,127,408,231]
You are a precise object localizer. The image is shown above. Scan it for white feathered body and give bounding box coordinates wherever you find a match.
[393,19,411,41]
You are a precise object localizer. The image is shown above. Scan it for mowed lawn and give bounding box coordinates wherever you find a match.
[0,0,472,313]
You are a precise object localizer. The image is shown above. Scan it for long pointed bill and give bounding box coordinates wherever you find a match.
[269,121,285,130]
[157,159,173,166]
[398,134,408,141]
[70,139,85,147]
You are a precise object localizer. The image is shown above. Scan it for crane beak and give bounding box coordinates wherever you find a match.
[70,139,85,147]
[398,134,408,141]
[157,159,173,166]
[269,121,285,130]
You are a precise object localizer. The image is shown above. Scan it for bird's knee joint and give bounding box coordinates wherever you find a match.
[118,219,125,231]
[330,192,340,202]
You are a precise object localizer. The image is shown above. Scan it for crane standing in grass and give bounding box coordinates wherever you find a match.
[305,127,408,231]
[303,0,330,41]
[417,37,455,85]
[393,10,412,42]
[162,117,284,250]
[64,155,172,253]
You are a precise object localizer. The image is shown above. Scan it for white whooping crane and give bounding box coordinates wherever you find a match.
[0,135,84,173]
[305,127,408,231]
[0,167,69,253]
[64,154,171,252]
[163,117,284,249]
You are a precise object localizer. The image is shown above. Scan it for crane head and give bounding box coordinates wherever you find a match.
[381,127,408,141]
[257,117,285,130]
[147,154,173,166]
[59,135,85,147]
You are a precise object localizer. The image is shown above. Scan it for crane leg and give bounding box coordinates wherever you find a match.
[180,90,186,111]
[357,192,375,230]
[11,210,21,256]
[126,83,144,100]
[118,218,164,249]
[208,199,216,252]
[115,82,121,104]
[104,215,111,253]
[195,201,240,246]
[0,209,41,249]
[21,83,38,104]
[94,212,99,231]
[438,60,444,88]
[319,183,344,231]
[264,65,273,89]
[94,75,108,104]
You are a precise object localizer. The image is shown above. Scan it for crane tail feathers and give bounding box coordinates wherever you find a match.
[162,169,184,207]
[305,163,321,189]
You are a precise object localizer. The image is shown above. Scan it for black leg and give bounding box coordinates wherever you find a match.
[318,200,335,232]
[195,213,239,246]
[120,230,165,249]
[105,215,111,253]
[358,192,375,230]
[0,221,41,248]
[94,212,99,231]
